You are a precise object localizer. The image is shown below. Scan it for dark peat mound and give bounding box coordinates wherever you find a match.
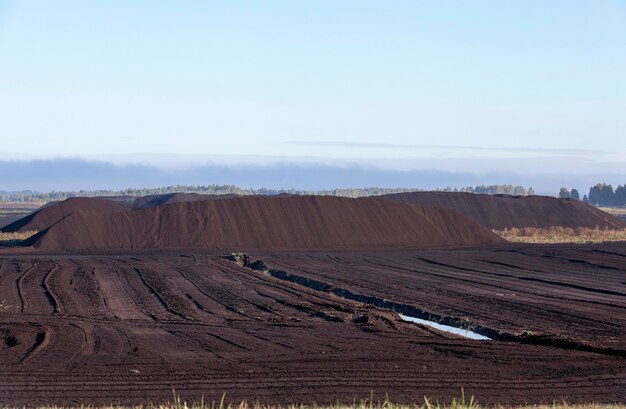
[381,191,625,230]
[25,195,505,250]
[0,197,130,233]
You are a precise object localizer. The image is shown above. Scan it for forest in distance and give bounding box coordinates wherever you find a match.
[2,183,626,207]
[0,184,537,203]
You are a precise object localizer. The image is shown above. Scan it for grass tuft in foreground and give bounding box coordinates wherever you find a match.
[13,390,624,409]
[4,403,624,409]
[494,226,626,244]
[2,403,625,409]
[0,230,38,247]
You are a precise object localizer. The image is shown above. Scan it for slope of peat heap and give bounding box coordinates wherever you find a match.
[25,195,505,250]
[381,191,625,230]
[0,197,130,233]
[1,193,243,235]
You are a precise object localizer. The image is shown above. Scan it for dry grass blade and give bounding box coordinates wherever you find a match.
[2,402,624,409]
[8,390,624,409]
[494,226,626,244]
[0,230,38,246]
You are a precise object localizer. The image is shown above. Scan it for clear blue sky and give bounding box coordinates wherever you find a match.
[1,1,625,179]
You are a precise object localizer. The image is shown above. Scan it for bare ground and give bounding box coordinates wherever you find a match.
[1,244,625,406]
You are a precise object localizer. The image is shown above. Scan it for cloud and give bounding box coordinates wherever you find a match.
[286,141,606,155]
[0,158,472,191]
[0,158,622,194]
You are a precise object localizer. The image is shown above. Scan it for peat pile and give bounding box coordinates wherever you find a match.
[0,197,130,233]
[381,191,625,230]
[25,195,504,250]
[0,194,239,233]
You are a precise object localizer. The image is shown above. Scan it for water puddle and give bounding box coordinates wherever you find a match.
[398,314,491,340]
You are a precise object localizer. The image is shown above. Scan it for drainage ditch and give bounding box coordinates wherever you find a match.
[227,253,626,356]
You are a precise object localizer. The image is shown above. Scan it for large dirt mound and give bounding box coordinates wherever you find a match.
[381,192,625,230]
[26,195,504,250]
[2,194,243,233]
[0,197,130,233]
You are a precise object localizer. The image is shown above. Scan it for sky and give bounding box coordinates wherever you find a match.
[1,1,625,192]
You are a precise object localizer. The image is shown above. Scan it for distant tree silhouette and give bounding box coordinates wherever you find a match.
[616,185,626,206]
[559,187,571,199]
[588,183,615,206]
[570,189,580,200]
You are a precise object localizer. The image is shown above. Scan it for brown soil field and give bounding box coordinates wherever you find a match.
[22,196,504,250]
[380,192,625,230]
[1,195,625,406]
[1,244,625,406]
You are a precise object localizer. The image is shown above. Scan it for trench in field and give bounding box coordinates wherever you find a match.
[229,254,495,340]
[228,253,626,356]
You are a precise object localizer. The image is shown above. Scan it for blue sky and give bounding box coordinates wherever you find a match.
[1,1,625,190]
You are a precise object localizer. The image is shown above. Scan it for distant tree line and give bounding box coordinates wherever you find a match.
[436,185,534,196]
[558,187,580,200]
[585,183,626,207]
[0,184,536,203]
[557,183,626,207]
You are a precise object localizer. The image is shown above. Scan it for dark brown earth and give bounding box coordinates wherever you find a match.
[381,191,625,230]
[1,198,129,233]
[1,244,625,406]
[24,195,504,250]
[0,194,239,233]
[1,195,625,405]
[6,192,624,235]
